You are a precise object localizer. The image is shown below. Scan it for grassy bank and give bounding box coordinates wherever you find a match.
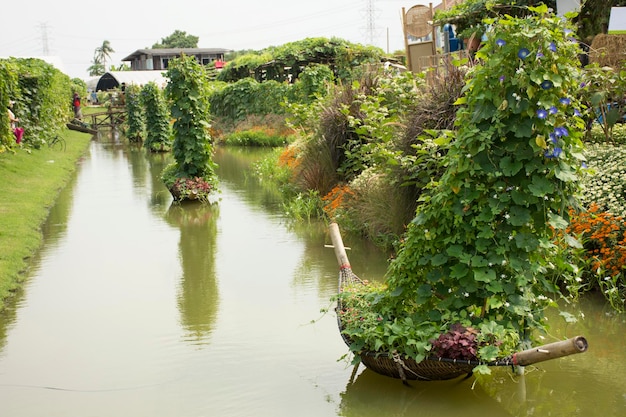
[0,130,92,310]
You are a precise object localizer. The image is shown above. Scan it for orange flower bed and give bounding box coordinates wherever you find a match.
[322,184,354,219]
[568,203,626,277]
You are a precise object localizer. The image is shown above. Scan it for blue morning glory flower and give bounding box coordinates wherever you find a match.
[554,127,568,137]
[541,80,554,89]
[518,48,531,59]
[537,51,544,58]
[496,39,506,47]
[537,109,548,119]
[559,97,571,105]
[582,161,588,169]
[574,109,582,117]
[549,42,557,52]
[545,147,563,159]
[549,106,558,115]
[549,133,557,144]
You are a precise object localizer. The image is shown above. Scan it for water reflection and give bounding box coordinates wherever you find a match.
[339,369,508,417]
[478,295,626,416]
[165,203,219,344]
[0,149,86,353]
[124,142,220,345]
[214,146,285,214]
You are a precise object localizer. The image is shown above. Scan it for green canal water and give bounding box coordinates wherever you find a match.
[0,135,624,416]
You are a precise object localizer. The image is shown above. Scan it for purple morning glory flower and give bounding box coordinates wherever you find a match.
[496,39,506,47]
[549,106,558,115]
[560,97,571,105]
[499,75,506,83]
[549,42,557,52]
[580,82,587,88]
[545,147,563,159]
[549,133,557,144]
[537,51,544,58]
[537,109,548,119]
[574,109,582,117]
[554,127,568,137]
[541,80,554,90]
[582,162,588,169]
[518,48,531,59]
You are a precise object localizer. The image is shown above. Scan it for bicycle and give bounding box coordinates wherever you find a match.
[48,135,66,151]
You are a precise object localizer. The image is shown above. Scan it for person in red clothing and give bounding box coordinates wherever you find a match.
[7,100,24,144]
[72,92,82,119]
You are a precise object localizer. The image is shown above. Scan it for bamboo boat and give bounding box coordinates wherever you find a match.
[328,222,588,382]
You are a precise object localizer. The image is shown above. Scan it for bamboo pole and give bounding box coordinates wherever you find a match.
[512,336,588,366]
[329,222,351,270]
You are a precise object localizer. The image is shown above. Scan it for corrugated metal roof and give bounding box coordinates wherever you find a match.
[95,71,167,91]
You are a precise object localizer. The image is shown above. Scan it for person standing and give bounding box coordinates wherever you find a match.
[7,100,24,144]
[72,92,82,119]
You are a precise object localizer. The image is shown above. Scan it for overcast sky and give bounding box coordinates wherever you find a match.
[0,0,429,80]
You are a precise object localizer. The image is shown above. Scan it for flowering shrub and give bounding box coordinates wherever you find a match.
[338,6,586,371]
[322,184,354,219]
[171,177,215,202]
[580,143,626,218]
[567,204,626,310]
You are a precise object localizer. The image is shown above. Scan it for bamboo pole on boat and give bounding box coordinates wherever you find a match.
[329,222,351,270]
[512,336,588,366]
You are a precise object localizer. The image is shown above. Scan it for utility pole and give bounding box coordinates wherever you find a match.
[364,0,379,45]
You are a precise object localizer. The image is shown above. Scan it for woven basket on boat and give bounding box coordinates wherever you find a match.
[330,222,587,382]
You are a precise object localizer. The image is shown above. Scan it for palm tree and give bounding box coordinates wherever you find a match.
[87,61,105,77]
[94,40,115,72]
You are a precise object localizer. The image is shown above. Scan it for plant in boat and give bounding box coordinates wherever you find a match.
[338,5,587,371]
[161,54,218,202]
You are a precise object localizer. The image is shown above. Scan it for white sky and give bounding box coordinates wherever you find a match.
[0,0,430,80]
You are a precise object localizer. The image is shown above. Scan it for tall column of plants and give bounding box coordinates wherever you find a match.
[339,6,587,370]
[0,60,18,152]
[12,58,72,148]
[141,82,171,152]
[161,55,217,201]
[124,83,145,143]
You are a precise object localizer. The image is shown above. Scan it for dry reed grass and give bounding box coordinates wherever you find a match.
[590,34,626,68]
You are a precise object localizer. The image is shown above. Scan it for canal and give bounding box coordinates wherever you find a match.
[0,134,624,416]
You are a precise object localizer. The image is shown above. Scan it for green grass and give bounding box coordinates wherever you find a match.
[0,130,92,310]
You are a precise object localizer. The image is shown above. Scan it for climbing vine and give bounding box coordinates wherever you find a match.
[338,6,587,369]
[162,54,217,201]
[125,83,145,143]
[141,82,171,152]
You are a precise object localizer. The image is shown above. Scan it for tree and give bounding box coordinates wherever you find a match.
[576,0,626,40]
[94,40,115,72]
[87,61,105,77]
[152,30,199,49]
